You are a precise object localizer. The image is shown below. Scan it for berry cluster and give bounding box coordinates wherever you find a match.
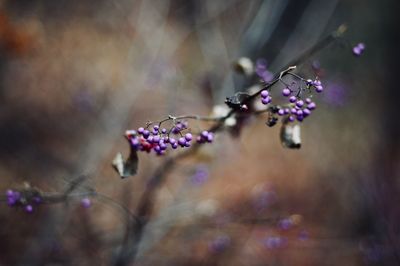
[126,121,214,156]
[260,78,322,123]
[6,189,42,213]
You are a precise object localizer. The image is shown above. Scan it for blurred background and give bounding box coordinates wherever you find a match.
[0,0,398,265]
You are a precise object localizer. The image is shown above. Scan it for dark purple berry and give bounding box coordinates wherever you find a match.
[307,102,316,110]
[25,205,33,213]
[282,88,291,97]
[185,133,193,141]
[261,90,269,98]
[296,100,304,107]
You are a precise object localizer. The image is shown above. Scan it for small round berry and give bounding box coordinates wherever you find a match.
[296,109,303,116]
[138,127,144,134]
[303,108,311,116]
[33,196,42,204]
[6,189,13,197]
[291,108,297,114]
[305,98,312,104]
[278,109,285,116]
[288,116,295,122]
[261,96,272,105]
[296,100,304,107]
[154,145,161,152]
[289,96,297,103]
[282,88,291,97]
[142,130,150,139]
[161,128,167,134]
[307,102,316,110]
[196,136,204,143]
[160,143,167,150]
[178,137,186,146]
[306,79,313,86]
[313,80,321,86]
[153,135,160,143]
[207,133,214,143]
[184,141,191,147]
[352,46,362,56]
[172,143,178,149]
[131,138,140,146]
[25,205,33,213]
[185,133,193,141]
[153,125,159,131]
[81,198,91,208]
[315,85,323,93]
[201,131,209,138]
[284,108,290,115]
[147,136,154,143]
[261,90,269,98]
[169,138,176,145]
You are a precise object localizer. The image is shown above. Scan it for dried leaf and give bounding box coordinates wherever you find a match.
[112,145,138,178]
[280,123,301,149]
[225,92,251,110]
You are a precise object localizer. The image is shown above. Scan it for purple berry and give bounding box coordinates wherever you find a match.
[153,135,160,143]
[282,88,291,97]
[307,102,316,110]
[6,189,13,197]
[207,133,214,143]
[178,137,186,146]
[169,138,176,145]
[315,85,323,93]
[296,109,303,116]
[138,127,144,134]
[25,205,33,213]
[289,96,297,103]
[185,133,193,141]
[291,108,297,114]
[33,196,42,204]
[278,218,293,230]
[313,80,321,86]
[142,130,150,139]
[201,131,209,138]
[172,143,178,149]
[296,100,304,107]
[284,108,290,115]
[278,109,285,116]
[261,96,272,105]
[353,46,362,56]
[288,116,295,122]
[305,98,312,104]
[303,108,311,116]
[161,128,167,134]
[261,90,269,98]
[81,198,91,208]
